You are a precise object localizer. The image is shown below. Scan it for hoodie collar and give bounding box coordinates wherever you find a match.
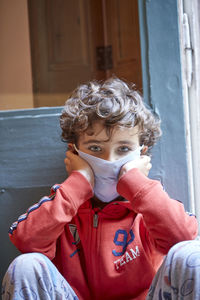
[79,198,135,219]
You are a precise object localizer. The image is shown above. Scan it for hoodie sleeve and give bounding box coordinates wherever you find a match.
[9,171,93,259]
[117,168,198,254]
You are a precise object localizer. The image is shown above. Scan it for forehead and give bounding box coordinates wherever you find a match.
[79,121,140,144]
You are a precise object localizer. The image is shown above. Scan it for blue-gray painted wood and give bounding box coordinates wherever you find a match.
[138,0,190,209]
[0,107,67,283]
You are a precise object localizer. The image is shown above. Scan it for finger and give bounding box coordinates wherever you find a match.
[66,150,75,157]
[64,160,71,173]
[64,157,70,165]
[141,155,151,163]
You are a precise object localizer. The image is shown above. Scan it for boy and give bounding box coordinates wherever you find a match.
[2,78,199,299]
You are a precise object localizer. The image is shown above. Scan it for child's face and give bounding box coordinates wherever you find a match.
[77,122,140,161]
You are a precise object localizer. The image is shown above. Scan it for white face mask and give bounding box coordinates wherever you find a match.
[75,146,142,202]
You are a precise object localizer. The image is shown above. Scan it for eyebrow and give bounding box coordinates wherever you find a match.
[117,140,136,145]
[82,139,136,145]
[82,140,105,144]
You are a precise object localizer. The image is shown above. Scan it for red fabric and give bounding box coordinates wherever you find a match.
[9,169,198,300]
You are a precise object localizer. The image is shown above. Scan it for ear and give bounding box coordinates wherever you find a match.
[68,143,73,150]
[68,143,78,153]
[141,145,148,155]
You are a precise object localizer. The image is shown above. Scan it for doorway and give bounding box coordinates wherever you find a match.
[28,0,142,107]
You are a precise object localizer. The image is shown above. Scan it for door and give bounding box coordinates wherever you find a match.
[28,0,142,107]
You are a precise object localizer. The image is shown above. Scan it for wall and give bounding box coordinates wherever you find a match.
[0,0,33,110]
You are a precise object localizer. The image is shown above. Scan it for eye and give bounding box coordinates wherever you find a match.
[88,145,102,152]
[117,146,131,153]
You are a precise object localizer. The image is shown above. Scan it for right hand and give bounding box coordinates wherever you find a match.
[64,150,94,187]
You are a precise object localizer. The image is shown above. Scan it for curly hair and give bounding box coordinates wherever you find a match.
[60,77,161,148]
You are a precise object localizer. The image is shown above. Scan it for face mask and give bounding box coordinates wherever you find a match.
[75,146,142,202]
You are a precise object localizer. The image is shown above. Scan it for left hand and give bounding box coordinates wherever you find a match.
[119,155,152,178]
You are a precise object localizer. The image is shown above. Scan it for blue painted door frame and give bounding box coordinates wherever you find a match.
[138,0,190,209]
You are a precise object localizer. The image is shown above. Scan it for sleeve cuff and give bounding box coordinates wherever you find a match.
[117,168,157,203]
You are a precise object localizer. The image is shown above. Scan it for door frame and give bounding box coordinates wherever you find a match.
[138,0,191,210]
[178,0,200,227]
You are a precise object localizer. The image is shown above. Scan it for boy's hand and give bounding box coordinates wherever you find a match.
[119,155,152,178]
[64,150,94,187]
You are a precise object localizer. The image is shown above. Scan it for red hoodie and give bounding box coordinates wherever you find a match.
[9,169,198,300]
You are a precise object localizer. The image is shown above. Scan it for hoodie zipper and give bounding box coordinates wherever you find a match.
[93,212,99,228]
[89,211,100,298]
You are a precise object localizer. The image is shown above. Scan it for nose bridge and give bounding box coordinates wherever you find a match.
[103,149,116,162]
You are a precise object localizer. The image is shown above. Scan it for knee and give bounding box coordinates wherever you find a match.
[5,252,50,279]
[12,252,47,267]
[167,240,200,266]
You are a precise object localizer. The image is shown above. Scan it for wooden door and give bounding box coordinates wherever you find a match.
[102,0,142,87]
[28,0,142,107]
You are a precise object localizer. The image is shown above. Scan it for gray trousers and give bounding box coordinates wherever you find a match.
[146,240,200,300]
[2,240,200,300]
[1,252,78,300]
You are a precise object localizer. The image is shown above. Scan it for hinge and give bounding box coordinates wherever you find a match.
[96,45,113,71]
[182,13,193,87]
